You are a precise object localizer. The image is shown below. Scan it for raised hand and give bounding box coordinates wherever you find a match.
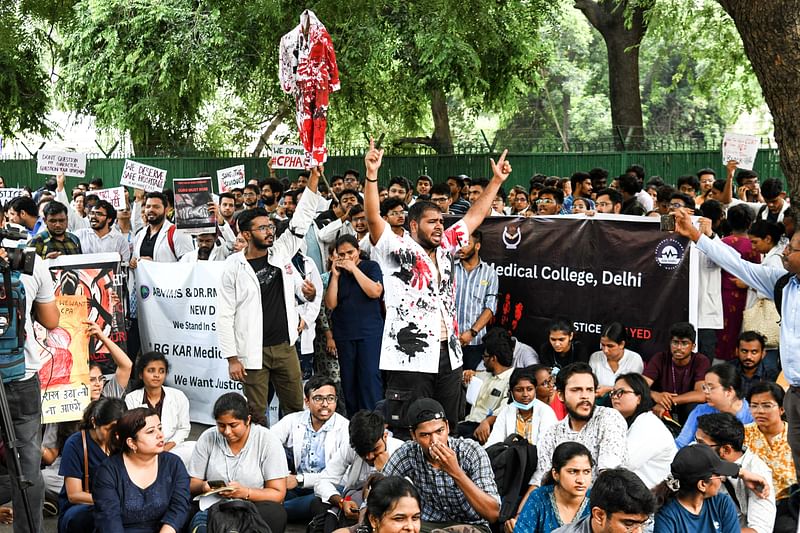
[365,138,384,174]
[490,149,512,182]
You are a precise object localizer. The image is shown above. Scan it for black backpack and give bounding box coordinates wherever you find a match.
[774,272,793,317]
[207,499,271,533]
[485,433,537,523]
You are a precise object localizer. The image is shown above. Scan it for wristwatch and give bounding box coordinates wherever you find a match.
[296,473,305,487]
[468,328,478,337]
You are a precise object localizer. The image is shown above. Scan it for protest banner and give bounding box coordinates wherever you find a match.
[0,188,24,203]
[722,133,760,171]
[269,145,306,170]
[473,215,697,360]
[136,261,243,425]
[47,253,127,375]
[216,165,246,192]
[38,295,90,424]
[119,159,167,192]
[93,186,126,210]
[37,151,87,178]
[174,177,216,234]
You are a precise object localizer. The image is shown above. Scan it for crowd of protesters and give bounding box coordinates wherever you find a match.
[0,143,796,533]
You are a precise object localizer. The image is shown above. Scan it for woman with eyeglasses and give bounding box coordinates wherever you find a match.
[187,392,288,533]
[531,365,566,420]
[674,364,754,449]
[610,373,676,488]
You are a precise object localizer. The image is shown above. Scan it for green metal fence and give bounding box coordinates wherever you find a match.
[0,149,786,191]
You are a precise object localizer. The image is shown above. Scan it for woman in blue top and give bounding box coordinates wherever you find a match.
[58,397,126,533]
[93,407,191,533]
[675,364,753,448]
[513,442,592,533]
[653,443,741,533]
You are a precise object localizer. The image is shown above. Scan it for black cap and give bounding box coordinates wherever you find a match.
[671,443,740,481]
[406,398,446,429]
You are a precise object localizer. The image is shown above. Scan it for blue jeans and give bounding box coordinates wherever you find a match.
[284,487,317,523]
[58,504,94,533]
[4,375,44,533]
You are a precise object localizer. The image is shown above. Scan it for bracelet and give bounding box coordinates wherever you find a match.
[246,488,251,500]
[366,177,378,182]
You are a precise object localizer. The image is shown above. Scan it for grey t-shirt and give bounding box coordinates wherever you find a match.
[188,424,288,487]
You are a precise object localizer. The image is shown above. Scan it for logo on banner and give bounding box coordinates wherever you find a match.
[654,239,685,270]
[502,224,522,250]
[140,285,151,300]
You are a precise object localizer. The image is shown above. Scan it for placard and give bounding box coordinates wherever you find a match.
[119,159,167,192]
[216,165,246,192]
[0,188,24,203]
[722,133,760,171]
[174,177,215,234]
[37,151,87,178]
[270,145,306,170]
[93,186,126,210]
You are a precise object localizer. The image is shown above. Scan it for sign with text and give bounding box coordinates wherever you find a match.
[270,145,306,170]
[93,186,126,210]
[137,261,243,424]
[0,188,24,203]
[216,165,246,192]
[37,151,87,178]
[722,133,760,171]
[174,177,215,234]
[119,159,167,192]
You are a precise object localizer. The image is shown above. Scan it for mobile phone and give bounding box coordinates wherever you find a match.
[208,479,226,489]
[660,214,675,232]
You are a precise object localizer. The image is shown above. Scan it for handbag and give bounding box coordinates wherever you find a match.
[81,430,90,493]
[742,297,781,348]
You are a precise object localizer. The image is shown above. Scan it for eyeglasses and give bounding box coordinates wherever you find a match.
[669,202,686,209]
[750,402,779,411]
[242,192,257,197]
[310,395,337,404]
[609,389,636,399]
[709,474,728,482]
[251,224,276,233]
[595,201,612,208]
[701,383,722,393]
[537,378,553,387]
[89,376,106,384]
[784,245,800,255]
[621,517,654,533]
[387,211,407,217]
[536,198,554,204]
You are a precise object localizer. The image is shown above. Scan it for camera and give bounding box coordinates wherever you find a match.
[0,248,35,276]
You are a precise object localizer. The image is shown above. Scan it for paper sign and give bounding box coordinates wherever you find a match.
[722,133,760,171]
[119,159,167,192]
[465,376,484,406]
[270,145,306,170]
[93,186,126,210]
[174,177,215,234]
[0,188,24,203]
[37,151,87,178]
[216,165,246,192]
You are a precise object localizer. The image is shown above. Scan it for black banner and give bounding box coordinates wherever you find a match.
[474,216,694,360]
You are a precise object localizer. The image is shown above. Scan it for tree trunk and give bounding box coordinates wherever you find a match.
[252,101,292,157]
[395,88,454,154]
[716,1,800,208]
[575,0,648,150]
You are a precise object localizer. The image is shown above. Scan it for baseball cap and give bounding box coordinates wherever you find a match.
[406,398,446,429]
[671,443,740,481]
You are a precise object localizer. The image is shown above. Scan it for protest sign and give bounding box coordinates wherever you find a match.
[119,159,167,192]
[0,188,24,204]
[174,177,216,234]
[37,151,87,178]
[722,133,760,171]
[472,215,697,360]
[47,253,127,375]
[38,295,90,423]
[136,261,243,424]
[270,145,306,170]
[216,165,246,192]
[93,186,126,210]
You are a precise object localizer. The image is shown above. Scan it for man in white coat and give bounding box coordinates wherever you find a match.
[217,166,321,418]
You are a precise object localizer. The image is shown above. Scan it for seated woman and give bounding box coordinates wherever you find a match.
[485,366,558,448]
[362,476,421,533]
[538,319,588,372]
[588,322,643,398]
[188,393,288,533]
[58,397,127,533]
[610,373,676,488]
[93,407,191,533]
[512,442,592,533]
[675,364,754,449]
[125,352,193,464]
[531,365,566,420]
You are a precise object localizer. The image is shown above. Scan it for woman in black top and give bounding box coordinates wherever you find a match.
[538,318,589,371]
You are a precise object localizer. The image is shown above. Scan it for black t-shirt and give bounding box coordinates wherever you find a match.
[247,255,289,346]
[538,340,589,371]
[139,228,158,258]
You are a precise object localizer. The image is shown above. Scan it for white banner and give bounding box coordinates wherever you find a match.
[120,159,167,192]
[37,151,87,178]
[722,133,760,171]
[269,145,306,170]
[93,186,126,210]
[0,188,24,203]
[216,165,246,192]
[136,261,243,424]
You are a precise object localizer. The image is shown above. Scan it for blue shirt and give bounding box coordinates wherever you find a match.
[696,234,799,385]
[58,430,110,516]
[455,260,499,345]
[329,259,384,340]
[675,401,754,449]
[298,411,332,474]
[654,493,739,533]
[515,484,590,533]
[561,196,595,214]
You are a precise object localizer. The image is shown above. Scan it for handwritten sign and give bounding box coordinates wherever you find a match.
[216,165,246,192]
[119,160,167,192]
[0,188,24,203]
[270,145,306,170]
[722,133,760,171]
[37,151,87,178]
[93,186,126,210]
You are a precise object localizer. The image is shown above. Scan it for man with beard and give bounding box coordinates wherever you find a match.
[561,172,595,214]
[317,203,369,256]
[364,139,512,437]
[259,177,284,218]
[74,200,131,261]
[526,363,627,490]
[217,192,238,238]
[217,166,321,419]
[454,230,498,370]
[384,398,500,530]
[30,202,83,258]
[130,191,194,266]
[730,331,777,399]
[241,184,261,211]
[180,232,226,262]
[271,376,350,523]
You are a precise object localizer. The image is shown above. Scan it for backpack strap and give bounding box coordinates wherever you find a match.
[81,430,90,493]
[757,204,768,221]
[774,272,793,317]
[167,225,177,259]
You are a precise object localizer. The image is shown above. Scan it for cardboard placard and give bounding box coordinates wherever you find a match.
[119,159,167,192]
[37,151,87,178]
[93,186,126,210]
[722,133,760,171]
[216,165,246,192]
[0,188,25,203]
[174,177,215,234]
[270,145,306,170]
